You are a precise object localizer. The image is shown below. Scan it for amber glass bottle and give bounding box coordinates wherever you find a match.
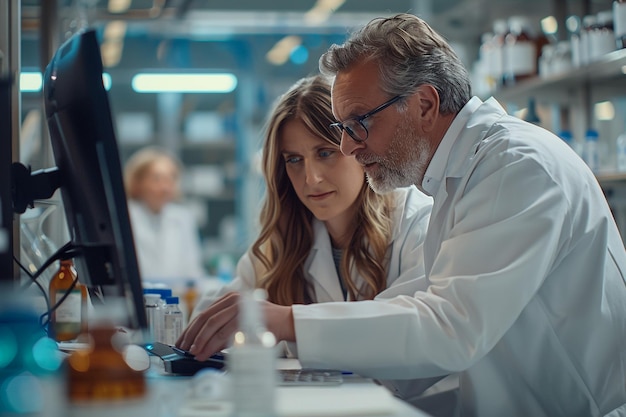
[182,279,199,322]
[49,258,88,341]
[66,324,147,403]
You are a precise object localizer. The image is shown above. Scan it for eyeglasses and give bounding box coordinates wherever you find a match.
[330,95,402,143]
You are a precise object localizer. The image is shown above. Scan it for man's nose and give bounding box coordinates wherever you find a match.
[339,132,366,156]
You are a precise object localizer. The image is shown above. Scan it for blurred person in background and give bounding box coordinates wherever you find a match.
[124,146,206,285]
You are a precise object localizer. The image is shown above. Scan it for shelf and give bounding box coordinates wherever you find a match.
[492,48,626,104]
[596,172,626,184]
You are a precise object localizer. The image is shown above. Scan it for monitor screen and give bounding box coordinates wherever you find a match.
[42,29,147,331]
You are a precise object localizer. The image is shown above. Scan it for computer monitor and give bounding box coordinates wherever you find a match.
[42,29,147,331]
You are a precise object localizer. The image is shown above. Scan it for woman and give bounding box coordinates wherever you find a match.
[190,74,432,318]
[124,146,206,284]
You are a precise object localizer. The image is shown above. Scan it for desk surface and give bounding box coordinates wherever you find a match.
[60,354,430,417]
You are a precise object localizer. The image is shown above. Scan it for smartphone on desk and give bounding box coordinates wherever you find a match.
[142,342,226,375]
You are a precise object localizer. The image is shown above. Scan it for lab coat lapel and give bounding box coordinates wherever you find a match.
[423,98,508,276]
[307,219,345,302]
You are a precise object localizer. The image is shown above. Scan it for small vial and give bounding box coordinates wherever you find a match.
[143,293,162,343]
[162,296,183,346]
[143,288,171,343]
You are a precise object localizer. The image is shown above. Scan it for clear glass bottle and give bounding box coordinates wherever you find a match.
[162,296,183,346]
[615,0,626,48]
[228,289,277,417]
[580,14,597,66]
[583,129,600,172]
[588,10,615,61]
[49,258,88,342]
[143,293,162,343]
[616,132,626,172]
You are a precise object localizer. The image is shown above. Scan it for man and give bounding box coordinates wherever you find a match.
[178,14,626,417]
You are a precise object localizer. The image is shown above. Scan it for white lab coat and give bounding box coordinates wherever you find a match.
[191,186,440,407]
[292,97,626,417]
[193,186,433,312]
[128,200,205,284]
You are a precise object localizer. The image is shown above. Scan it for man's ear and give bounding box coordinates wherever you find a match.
[412,84,440,133]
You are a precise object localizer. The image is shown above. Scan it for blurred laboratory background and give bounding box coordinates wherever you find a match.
[10,0,626,282]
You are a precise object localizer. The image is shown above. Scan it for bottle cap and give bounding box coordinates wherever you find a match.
[143,288,173,299]
[165,296,179,305]
[585,129,599,140]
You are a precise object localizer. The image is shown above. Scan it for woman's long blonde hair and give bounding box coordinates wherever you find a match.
[252,75,395,305]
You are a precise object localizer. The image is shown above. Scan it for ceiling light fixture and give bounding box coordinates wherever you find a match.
[20,72,112,92]
[304,0,346,25]
[266,36,302,66]
[131,73,238,93]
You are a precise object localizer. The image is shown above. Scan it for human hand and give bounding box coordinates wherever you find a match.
[175,291,295,361]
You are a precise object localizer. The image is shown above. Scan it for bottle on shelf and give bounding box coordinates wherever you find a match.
[579,14,597,66]
[616,132,626,172]
[583,129,600,172]
[49,258,88,342]
[228,289,278,417]
[615,0,626,49]
[503,16,547,86]
[523,97,541,125]
[162,296,183,346]
[567,14,583,68]
[588,10,616,61]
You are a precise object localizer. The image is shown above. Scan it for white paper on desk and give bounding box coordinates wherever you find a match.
[277,383,397,416]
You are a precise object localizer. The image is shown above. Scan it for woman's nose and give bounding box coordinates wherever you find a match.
[304,161,323,184]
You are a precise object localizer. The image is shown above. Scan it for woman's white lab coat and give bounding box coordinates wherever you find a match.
[193,185,433,312]
[292,97,626,417]
[129,201,205,283]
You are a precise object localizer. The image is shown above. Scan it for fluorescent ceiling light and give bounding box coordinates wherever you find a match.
[20,72,42,92]
[131,73,238,93]
[266,36,302,65]
[21,72,112,92]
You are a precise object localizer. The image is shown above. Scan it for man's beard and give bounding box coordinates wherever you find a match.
[365,113,433,194]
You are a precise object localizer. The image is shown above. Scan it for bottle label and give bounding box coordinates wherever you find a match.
[505,42,536,76]
[162,312,183,345]
[55,289,82,324]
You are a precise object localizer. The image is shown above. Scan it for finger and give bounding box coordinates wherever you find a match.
[191,302,240,360]
[176,292,239,350]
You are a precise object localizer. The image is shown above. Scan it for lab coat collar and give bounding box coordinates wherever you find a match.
[422,96,506,196]
[307,219,347,302]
